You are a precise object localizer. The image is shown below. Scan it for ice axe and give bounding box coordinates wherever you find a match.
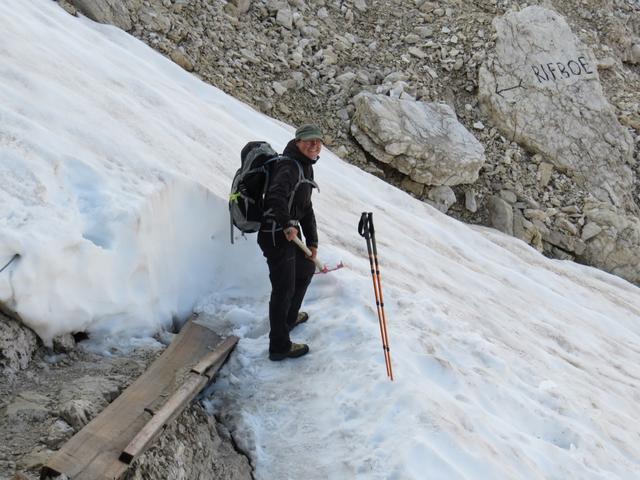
[292,236,343,274]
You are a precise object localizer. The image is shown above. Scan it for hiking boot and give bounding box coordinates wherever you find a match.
[287,311,309,332]
[269,342,310,361]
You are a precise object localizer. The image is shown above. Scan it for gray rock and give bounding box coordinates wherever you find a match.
[479,6,634,208]
[596,57,617,70]
[335,145,349,157]
[16,446,54,472]
[353,0,368,12]
[401,177,425,196]
[231,0,252,15]
[53,334,76,353]
[1,314,38,377]
[561,205,580,215]
[403,34,421,44]
[58,398,97,430]
[499,189,517,204]
[57,375,124,429]
[4,391,51,417]
[69,0,141,31]
[337,108,351,121]
[58,0,78,16]
[138,7,171,33]
[170,48,194,71]
[581,222,602,242]
[272,81,288,95]
[289,51,304,67]
[532,219,550,236]
[622,41,640,65]
[240,48,260,64]
[336,72,357,87]
[488,195,514,235]
[464,189,478,213]
[549,245,576,261]
[513,209,544,251]
[513,208,527,241]
[544,230,586,256]
[124,404,252,480]
[580,202,640,283]
[408,47,427,59]
[428,185,456,212]
[538,162,554,187]
[351,93,485,186]
[415,25,434,38]
[44,419,75,449]
[524,209,548,223]
[276,8,293,29]
[556,217,579,236]
[345,9,354,22]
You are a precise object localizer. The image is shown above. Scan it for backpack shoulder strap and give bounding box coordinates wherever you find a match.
[285,158,319,212]
[274,155,318,187]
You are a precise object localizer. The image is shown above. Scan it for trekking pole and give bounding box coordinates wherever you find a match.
[368,215,393,380]
[358,212,393,380]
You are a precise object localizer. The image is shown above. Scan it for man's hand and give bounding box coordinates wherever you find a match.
[308,246,318,260]
[284,226,299,241]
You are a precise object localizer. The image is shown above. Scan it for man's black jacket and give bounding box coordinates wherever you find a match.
[262,139,318,248]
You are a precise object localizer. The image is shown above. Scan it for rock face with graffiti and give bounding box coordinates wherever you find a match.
[480,7,634,208]
[479,6,639,282]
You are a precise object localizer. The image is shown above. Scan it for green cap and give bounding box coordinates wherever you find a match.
[295,124,323,141]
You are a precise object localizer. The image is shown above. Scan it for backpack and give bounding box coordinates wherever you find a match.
[229,141,319,243]
[229,142,280,243]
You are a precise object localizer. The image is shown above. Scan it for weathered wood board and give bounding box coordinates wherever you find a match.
[41,319,237,480]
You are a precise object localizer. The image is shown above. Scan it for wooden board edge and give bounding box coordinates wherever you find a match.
[191,335,239,375]
[120,335,239,465]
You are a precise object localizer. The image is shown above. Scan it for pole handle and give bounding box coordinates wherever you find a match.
[358,212,370,238]
[292,236,324,271]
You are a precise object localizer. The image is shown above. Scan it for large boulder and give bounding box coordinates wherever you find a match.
[351,92,486,186]
[478,6,635,208]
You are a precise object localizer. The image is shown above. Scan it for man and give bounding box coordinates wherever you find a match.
[258,124,322,361]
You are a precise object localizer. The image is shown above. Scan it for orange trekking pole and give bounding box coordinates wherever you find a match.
[358,212,393,381]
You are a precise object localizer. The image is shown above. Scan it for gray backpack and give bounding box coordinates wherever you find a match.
[229,141,316,243]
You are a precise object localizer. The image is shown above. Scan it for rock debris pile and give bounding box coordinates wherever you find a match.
[58,0,640,282]
[0,313,251,480]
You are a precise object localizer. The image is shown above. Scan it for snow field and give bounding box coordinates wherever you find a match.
[2,2,640,479]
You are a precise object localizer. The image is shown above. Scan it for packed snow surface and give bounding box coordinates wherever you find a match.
[2,1,640,479]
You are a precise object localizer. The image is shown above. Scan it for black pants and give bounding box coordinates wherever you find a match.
[258,231,315,354]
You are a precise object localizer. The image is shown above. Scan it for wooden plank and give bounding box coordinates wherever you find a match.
[41,318,224,480]
[120,335,237,464]
[191,336,240,376]
[118,374,206,465]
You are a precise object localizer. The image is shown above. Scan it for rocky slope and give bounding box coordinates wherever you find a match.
[57,0,640,283]
[0,313,251,480]
[3,2,639,476]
